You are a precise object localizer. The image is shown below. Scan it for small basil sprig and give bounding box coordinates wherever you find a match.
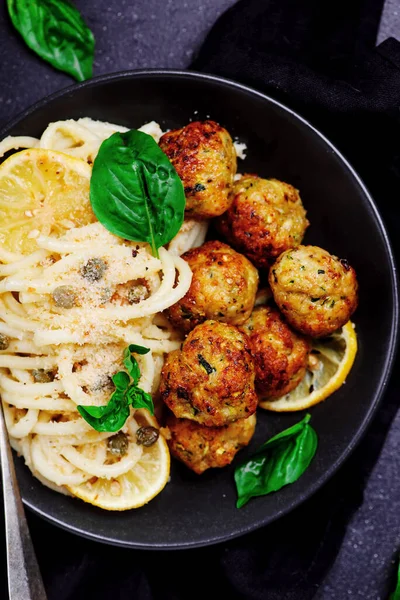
[90,130,185,257]
[234,414,317,508]
[77,344,154,432]
[7,0,95,81]
[389,558,400,600]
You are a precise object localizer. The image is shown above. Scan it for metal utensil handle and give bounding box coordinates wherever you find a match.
[0,402,47,600]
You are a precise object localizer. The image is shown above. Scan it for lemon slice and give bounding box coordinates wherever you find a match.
[259,321,357,412]
[0,148,95,254]
[67,411,170,511]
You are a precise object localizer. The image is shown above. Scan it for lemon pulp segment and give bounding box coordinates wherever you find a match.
[259,321,357,412]
[67,411,170,511]
[0,148,95,254]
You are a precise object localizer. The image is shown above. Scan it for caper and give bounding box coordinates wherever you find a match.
[32,369,55,383]
[136,426,159,447]
[128,284,148,304]
[80,258,108,282]
[91,375,113,392]
[107,431,129,456]
[0,333,10,350]
[52,286,76,309]
[100,287,112,304]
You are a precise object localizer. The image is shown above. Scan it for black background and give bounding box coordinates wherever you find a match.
[0,1,399,599]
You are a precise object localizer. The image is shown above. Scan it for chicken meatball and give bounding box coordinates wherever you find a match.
[216,174,309,268]
[159,320,258,427]
[269,245,358,337]
[239,304,310,400]
[165,412,256,474]
[165,240,259,334]
[159,120,237,219]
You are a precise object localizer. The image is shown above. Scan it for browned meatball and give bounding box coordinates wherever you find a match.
[216,174,309,268]
[165,240,259,334]
[159,120,237,219]
[269,245,358,337]
[165,412,256,474]
[159,320,258,427]
[239,304,310,400]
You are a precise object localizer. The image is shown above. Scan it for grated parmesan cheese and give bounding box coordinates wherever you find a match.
[234,141,247,160]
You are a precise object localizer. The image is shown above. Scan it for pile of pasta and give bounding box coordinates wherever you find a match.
[0,118,208,506]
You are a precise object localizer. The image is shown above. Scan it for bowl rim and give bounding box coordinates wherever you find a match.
[1,68,399,549]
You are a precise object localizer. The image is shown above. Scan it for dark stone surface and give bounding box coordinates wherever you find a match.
[0,0,235,128]
[0,2,399,599]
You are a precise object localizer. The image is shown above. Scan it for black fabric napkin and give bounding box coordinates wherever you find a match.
[191,0,400,273]
[2,1,400,599]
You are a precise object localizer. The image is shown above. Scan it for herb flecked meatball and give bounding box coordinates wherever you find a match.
[165,412,256,474]
[216,174,309,268]
[269,245,358,337]
[159,320,258,427]
[239,303,310,400]
[165,240,259,334]
[159,120,237,219]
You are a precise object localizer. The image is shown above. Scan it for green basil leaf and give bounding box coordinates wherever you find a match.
[77,389,130,433]
[7,0,95,82]
[389,558,400,600]
[112,371,130,391]
[90,130,185,257]
[234,414,318,508]
[77,345,154,432]
[127,387,154,416]
[128,344,150,355]
[251,413,312,455]
[122,344,150,383]
[123,348,140,383]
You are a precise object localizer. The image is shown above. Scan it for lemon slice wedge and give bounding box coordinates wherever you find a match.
[259,321,357,412]
[67,411,170,511]
[0,148,95,254]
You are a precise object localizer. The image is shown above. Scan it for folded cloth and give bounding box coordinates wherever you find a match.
[1,2,400,600]
[191,0,400,260]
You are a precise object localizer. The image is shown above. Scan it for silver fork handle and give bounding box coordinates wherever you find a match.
[0,402,47,600]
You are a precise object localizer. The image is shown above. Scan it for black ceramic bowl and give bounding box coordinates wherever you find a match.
[0,70,398,549]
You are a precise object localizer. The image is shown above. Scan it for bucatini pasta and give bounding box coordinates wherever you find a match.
[0,117,209,509]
